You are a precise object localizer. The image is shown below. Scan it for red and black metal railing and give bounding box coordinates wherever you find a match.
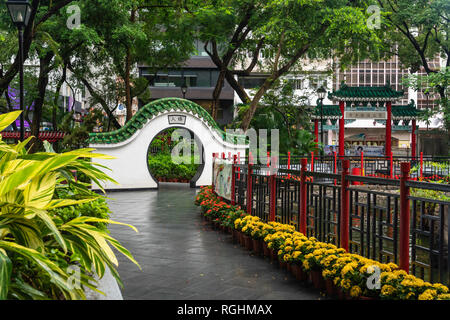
[229,157,449,285]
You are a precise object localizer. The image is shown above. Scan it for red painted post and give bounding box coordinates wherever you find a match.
[311,152,315,182]
[287,151,291,179]
[299,158,308,234]
[237,152,241,180]
[339,100,345,158]
[231,155,237,205]
[246,163,253,215]
[269,173,276,222]
[361,151,364,176]
[420,152,423,180]
[222,152,226,160]
[399,162,411,273]
[340,160,350,251]
[386,101,392,157]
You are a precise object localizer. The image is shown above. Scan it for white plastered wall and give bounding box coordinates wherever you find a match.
[89,110,248,190]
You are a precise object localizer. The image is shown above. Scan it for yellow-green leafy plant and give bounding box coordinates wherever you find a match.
[0,111,140,300]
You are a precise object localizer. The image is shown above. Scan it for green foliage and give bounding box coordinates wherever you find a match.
[0,111,140,300]
[148,154,199,181]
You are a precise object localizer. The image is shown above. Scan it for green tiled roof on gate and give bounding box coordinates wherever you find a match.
[88,98,246,145]
[328,82,404,102]
[392,100,422,120]
[311,105,341,120]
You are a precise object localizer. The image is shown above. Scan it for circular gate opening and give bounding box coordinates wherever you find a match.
[147,128,204,187]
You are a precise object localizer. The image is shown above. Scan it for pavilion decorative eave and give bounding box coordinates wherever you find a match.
[328,83,404,102]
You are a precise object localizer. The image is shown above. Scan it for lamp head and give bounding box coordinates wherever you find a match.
[6,0,32,28]
[317,86,327,100]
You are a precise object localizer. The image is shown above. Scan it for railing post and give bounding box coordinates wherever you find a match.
[311,152,315,182]
[361,151,364,177]
[231,155,237,205]
[269,173,276,222]
[400,162,411,273]
[299,158,308,234]
[246,163,253,215]
[340,160,350,251]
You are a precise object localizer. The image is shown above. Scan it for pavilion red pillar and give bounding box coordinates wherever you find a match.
[411,120,417,160]
[339,101,345,158]
[385,101,392,157]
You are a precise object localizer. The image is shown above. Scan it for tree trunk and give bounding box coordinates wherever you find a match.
[30,52,54,153]
[211,70,226,120]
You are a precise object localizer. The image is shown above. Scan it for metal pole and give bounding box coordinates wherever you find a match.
[18,25,25,142]
[320,98,324,158]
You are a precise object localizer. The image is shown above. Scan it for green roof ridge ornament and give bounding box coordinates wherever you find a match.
[88,98,247,145]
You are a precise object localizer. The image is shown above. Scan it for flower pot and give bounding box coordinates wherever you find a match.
[359,296,376,300]
[336,287,349,300]
[231,229,239,244]
[279,260,287,269]
[287,263,292,273]
[269,249,278,262]
[239,232,245,247]
[243,235,253,251]
[309,270,325,290]
[291,264,308,282]
[252,239,262,256]
[227,227,232,234]
[262,242,270,258]
[325,279,337,297]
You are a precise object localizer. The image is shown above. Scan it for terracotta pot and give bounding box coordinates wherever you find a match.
[262,242,270,258]
[239,232,245,247]
[336,287,349,300]
[231,229,238,244]
[243,235,253,251]
[325,279,337,297]
[269,249,278,262]
[252,239,262,256]
[309,270,325,290]
[291,264,308,282]
[227,227,232,234]
[279,260,287,269]
[287,263,292,273]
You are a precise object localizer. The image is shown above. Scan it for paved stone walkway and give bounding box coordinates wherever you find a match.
[106,183,322,300]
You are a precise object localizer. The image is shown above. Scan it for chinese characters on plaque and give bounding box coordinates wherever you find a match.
[344,111,387,120]
[168,115,187,125]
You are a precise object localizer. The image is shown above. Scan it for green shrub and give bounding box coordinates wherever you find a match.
[0,111,140,300]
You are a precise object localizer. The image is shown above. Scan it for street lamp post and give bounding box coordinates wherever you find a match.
[181,77,188,99]
[6,0,32,142]
[317,86,327,157]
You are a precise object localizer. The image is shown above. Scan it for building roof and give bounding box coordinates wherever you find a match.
[311,105,342,119]
[328,83,404,102]
[88,98,245,145]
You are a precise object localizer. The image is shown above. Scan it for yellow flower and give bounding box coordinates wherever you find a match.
[350,286,362,298]
[340,279,352,290]
[381,285,396,296]
[418,289,438,300]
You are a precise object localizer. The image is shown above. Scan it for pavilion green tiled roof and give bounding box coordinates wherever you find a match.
[311,100,420,122]
[328,83,404,102]
[311,105,342,119]
[392,101,422,120]
[88,98,246,145]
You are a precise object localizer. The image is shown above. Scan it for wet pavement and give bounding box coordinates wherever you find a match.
[106,183,322,300]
